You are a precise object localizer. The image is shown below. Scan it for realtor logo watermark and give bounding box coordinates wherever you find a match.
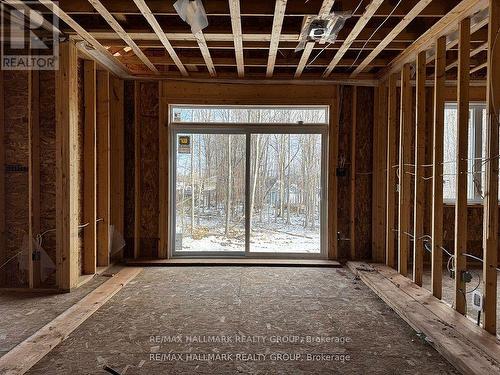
[1,1,59,70]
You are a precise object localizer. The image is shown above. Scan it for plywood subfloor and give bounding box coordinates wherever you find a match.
[25,266,457,374]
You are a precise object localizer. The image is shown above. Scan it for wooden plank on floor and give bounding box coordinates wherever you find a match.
[483,0,500,335]
[386,74,398,268]
[455,17,470,315]
[0,267,142,375]
[350,86,357,260]
[413,51,426,287]
[328,86,340,260]
[83,60,97,275]
[398,64,412,277]
[432,36,446,300]
[372,264,500,363]
[347,262,500,375]
[97,70,110,267]
[126,258,341,267]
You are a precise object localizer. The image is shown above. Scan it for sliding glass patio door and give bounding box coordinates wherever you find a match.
[169,105,328,258]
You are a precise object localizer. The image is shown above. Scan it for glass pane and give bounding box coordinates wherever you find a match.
[174,133,246,252]
[249,134,322,253]
[171,106,328,124]
[443,104,457,200]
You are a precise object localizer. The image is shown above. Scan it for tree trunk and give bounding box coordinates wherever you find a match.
[225,135,232,236]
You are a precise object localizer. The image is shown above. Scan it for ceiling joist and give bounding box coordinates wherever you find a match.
[38,0,130,78]
[323,0,384,78]
[132,0,188,76]
[229,0,244,78]
[87,0,159,73]
[266,0,288,78]
[352,0,433,77]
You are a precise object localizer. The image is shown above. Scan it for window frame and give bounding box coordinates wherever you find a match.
[443,101,486,205]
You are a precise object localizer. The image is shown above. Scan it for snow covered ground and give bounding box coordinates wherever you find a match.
[177,214,320,253]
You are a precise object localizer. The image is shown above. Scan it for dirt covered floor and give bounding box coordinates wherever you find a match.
[26,267,459,374]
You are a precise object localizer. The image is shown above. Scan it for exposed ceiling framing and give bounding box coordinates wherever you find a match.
[12,0,489,81]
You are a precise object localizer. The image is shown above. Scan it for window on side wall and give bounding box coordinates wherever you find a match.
[443,102,487,203]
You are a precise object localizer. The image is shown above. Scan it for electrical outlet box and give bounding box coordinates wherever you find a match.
[472,290,483,312]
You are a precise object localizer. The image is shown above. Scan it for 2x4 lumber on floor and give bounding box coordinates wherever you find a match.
[55,41,80,291]
[0,267,142,375]
[132,0,188,76]
[398,64,412,277]
[454,18,471,315]
[349,87,357,260]
[483,0,500,335]
[352,0,433,77]
[266,0,287,78]
[431,36,446,300]
[97,70,110,267]
[413,51,426,287]
[347,262,500,375]
[328,86,340,259]
[83,60,97,275]
[323,0,384,78]
[385,74,398,269]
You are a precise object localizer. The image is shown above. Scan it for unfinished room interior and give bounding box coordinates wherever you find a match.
[1,0,500,373]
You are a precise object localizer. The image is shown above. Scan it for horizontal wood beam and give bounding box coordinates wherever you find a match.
[266,0,287,77]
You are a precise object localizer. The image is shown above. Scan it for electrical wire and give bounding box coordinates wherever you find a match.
[305,0,366,69]
[349,0,404,69]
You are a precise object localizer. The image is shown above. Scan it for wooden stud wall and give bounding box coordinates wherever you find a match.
[110,76,125,259]
[386,74,398,269]
[134,82,141,259]
[328,87,340,260]
[431,36,446,300]
[28,71,41,288]
[483,0,500,335]
[372,83,387,263]
[398,64,412,277]
[97,70,110,267]
[83,60,97,275]
[158,84,168,259]
[454,18,471,315]
[55,41,80,291]
[413,51,426,287]
[0,71,4,285]
[349,87,357,260]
